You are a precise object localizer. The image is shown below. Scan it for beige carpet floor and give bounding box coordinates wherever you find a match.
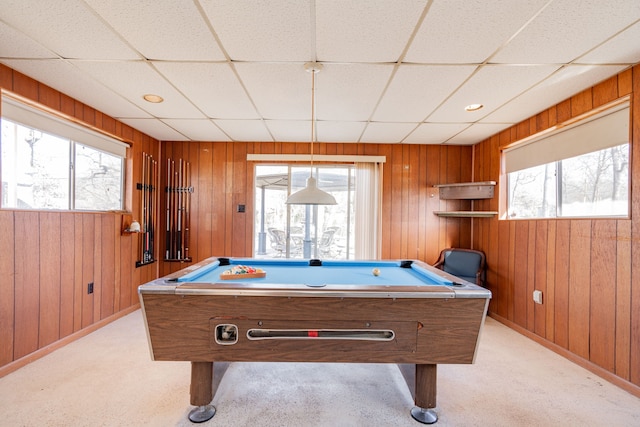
[0,310,639,427]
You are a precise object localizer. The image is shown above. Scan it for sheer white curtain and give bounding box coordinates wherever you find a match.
[354,162,382,259]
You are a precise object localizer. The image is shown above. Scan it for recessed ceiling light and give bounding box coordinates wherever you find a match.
[465,103,483,112]
[143,94,164,103]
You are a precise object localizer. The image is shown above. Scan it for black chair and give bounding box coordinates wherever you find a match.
[433,248,486,286]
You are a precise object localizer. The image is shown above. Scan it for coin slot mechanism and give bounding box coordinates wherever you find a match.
[215,324,239,345]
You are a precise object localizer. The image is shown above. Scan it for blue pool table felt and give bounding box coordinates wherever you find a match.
[177,259,454,287]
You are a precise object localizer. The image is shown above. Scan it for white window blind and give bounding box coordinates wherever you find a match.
[504,102,629,174]
[2,95,128,158]
[354,162,382,260]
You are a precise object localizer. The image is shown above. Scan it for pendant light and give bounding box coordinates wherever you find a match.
[286,62,337,205]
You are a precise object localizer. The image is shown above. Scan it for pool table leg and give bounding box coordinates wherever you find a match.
[188,361,216,423]
[410,363,438,424]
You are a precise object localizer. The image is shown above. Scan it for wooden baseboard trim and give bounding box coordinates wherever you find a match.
[0,304,140,379]
[488,312,640,399]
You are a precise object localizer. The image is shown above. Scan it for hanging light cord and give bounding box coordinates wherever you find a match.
[285,61,336,205]
[309,0,317,177]
[310,67,316,177]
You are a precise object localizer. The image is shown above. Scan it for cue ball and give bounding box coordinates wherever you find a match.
[372,268,380,276]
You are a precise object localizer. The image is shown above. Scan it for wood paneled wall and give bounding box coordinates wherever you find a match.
[0,63,473,374]
[160,142,473,276]
[471,66,640,395]
[4,58,640,399]
[0,65,160,373]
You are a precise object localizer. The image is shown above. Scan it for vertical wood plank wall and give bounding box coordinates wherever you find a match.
[0,65,160,372]
[0,63,474,373]
[159,143,473,276]
[472,66,640,393]
[3,60,639,397]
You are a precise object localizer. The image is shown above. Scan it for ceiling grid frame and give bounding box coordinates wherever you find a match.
[0,0,637,144]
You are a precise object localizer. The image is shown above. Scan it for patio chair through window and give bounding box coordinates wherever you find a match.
[318,228,337,258]
[267,228,286,257]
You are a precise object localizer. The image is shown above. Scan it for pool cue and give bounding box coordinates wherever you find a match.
[181,159,186,259]
[155,158,159,258]
[143,154,151,262]
[172,162,179,259]
[182,160,186,259]
[143,154,150,262]
[143,153,147,262]
[184,161,190,260]
[174,159,179,260]
[171,160,175,259]
[166,159,171,260]
[140,152,147,262]
[169,160,174,259]
[177,159,183,260]
[148,157,156,261]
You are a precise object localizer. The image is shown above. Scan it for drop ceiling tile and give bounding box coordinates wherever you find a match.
[577,22,640,64]
[118,118,188,141]
[161,119,231,142]
[200,0,311,61]
[265,120,310,142]
[403,123,469,144]
[316,63,395,121]
[0,22,58,58]
[0,0,140,60]
[153,62,259,119]
[373,64,477,122]
[405,0,548,63]
[492,0,640,64]
[2,1,638,145]
[446,123,511,145]
[428,64,560,122]
[317,121,367,143]
[234,62,309,120]
[316,0,427,62]
[84,0,225,61]
[1,59,151,119]
[214,119,273,142]
[482,64,628,123]
[360,122,417,143]
[71,60,205,119]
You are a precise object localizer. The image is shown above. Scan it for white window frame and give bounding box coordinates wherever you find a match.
[1,93,129,211]
[250,154,385,259]
[503,98,630,219]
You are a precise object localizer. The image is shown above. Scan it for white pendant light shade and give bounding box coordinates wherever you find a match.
[286,176,337,205]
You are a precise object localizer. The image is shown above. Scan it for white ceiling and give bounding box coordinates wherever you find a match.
[1,0,639,145]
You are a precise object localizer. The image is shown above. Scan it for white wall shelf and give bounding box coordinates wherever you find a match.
[433,211,498,218]
[433,181,497,217]
[434,181,496,200]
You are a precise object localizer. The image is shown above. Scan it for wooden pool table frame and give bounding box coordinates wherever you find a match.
[139,257,491,424]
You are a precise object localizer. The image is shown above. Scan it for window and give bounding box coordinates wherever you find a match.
[505,101,630,219]
[1,95,127,211]
[255,164,355,259]
[74,144,124,210]
[253,159,383,260]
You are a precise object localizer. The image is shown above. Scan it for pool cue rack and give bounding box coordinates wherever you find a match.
[136,152,158,268]
[164,158,194,262]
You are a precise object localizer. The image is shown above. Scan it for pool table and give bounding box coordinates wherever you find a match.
[139,257,491,424]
